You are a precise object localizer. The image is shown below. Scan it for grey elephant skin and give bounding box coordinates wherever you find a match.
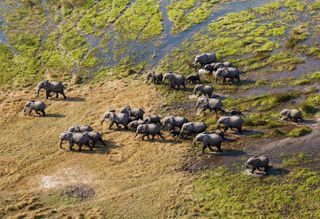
[162,73,186,90]
[204,62,231,73]
[196,97,224,114]
[193,84,213,97]
[280,109,303,122]
[162,116,189,131]
[128,120,144,131]
[186,74,201,84]
[60,131,92,152]
[88,131,106,147]
[120,106,145,120]
[36,80,67,99]
[144,115,162,125]
[194,53,217,68]
[24,100,46,116]
[179,122,207,138]
[101,111,130,130]
[245,155,271,173]
[193,132,225,153]
[68,125,93,133]
[215,67,241,83]
[147,71,163,84]
[217,116,244,132]
[135,124,164,140]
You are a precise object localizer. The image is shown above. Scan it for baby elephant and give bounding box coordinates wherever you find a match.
[280,109,303,122]
[196,97,224,114]
[245,155,271,173]
[162,116,189,131]
[120,106,145,120]
[24,100,46,116]
[128,120,144,131]
[60,131,92,152]
[186,74,201,84]
[193,84,214,97]
[147,71,163,84]
[144,115,162,125]
[68,125,93,133]
[215,67,241,83]
[88,131,106,147]
[101,110,129,130]
[217,116,244,133]
[179,122,207,139]
[193,132,225,154]
[135,124,165,140]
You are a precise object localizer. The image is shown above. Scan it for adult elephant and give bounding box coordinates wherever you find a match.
[120,106,145,120]
[36,80,67,99]
[245,155,271,173]
[179,122,207,138]
[135,124,165,140]
[194,53,217,69]
[195,97,224,114]
[162,73,186,90]
[215,67,241,83]
[101,110,130,130]
[193,132,225,153]
[59,131,92,152]
[217,116,244,133]
[161,116,189,131]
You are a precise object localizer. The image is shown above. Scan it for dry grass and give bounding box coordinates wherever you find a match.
[0,80,191,218]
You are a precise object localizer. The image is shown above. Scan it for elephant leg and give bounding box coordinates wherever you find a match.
[124,124,129,130]
[183,83,186,90]
[41,110,45,116]
[45,90,50,99]
[100,138,106,146]
[116,123,121,128]
[251,167,256,173]
[152,134,155,140]
[223,77,226,83]
[208,145,215,151]
[78,144,82,152]
[35,110,41,115]
[92,141,96,148]
[109,122,114,130]
[158,133,165,140]
[257,167,263,171]
[61,92,67,99]
[87,143,93,151]
[56,92,59,98]
[28,109,33,115]
[237,127,242,133]
[202,145,207,154]
[142,134,148,140]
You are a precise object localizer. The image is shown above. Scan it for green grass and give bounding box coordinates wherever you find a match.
[282,152,313,167]
[189,167,320,218]
[286,126,312,137]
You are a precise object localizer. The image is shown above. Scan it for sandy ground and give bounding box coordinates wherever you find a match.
[0,80,192,218]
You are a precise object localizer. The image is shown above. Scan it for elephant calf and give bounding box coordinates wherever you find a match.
[193,84,214,97]
[120,106,145,120]
[135,124,165,140]
[144,115,162,125]
[179,122,207,139]
[194,52,217,68]
[186,74,201,84]
[24,100,46,116]
[101,110,129,130]
[217,116,244,133]
[68,125,93,133]
[147,71,163,84]
[280,109,303,122]
[60,131,92,152]
[88,131,106,147]
[128,120,144,131]
[245,155,271,173]
[196,97,224,114]
[193,132,225,153]
[162,116,189,131]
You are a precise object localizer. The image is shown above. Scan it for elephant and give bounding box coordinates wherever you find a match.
[186,74,201,84]
[215,67,241,83]
[101,111,129,130]
[179,122,207,138]
[146,71,163,84]
[162,73,186,90]
[194,53,217,69]
[134,124,165,140]
[198,68,210,75]
[217,116,244,133]
[227,109,242,116]
[128,120,144,131]
[59,131,92,152]
[245,155,271,173]
[280,109,303,122]
[193,84,214,97]
[195,97,224,114]
[68,125,93,133]
[36,80,67,99]
[161,116,189,131]
[144,115,162,125]
[193,132,225,153]
[87,131,106,147]
[23,100,46,116]
[120,106,145,120]
[169,130,180,138]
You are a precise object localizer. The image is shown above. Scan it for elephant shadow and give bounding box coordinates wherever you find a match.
[78,140,118,155]
[141,138,182,144]
[238,129,265,136]
[301,119,318,125]
[44,114,65,118]
[234,79,256,86]
[204,149,247,157]
[267,167,289,176]
[53,97,85,102]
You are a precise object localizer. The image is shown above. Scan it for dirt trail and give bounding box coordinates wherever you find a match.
[0,80,191,218]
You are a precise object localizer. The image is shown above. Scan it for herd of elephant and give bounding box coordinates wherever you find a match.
[21,53,305,174]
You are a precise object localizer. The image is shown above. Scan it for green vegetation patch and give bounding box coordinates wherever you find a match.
[286,126,312,137]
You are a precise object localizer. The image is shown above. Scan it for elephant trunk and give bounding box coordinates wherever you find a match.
[60,139,64,149]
